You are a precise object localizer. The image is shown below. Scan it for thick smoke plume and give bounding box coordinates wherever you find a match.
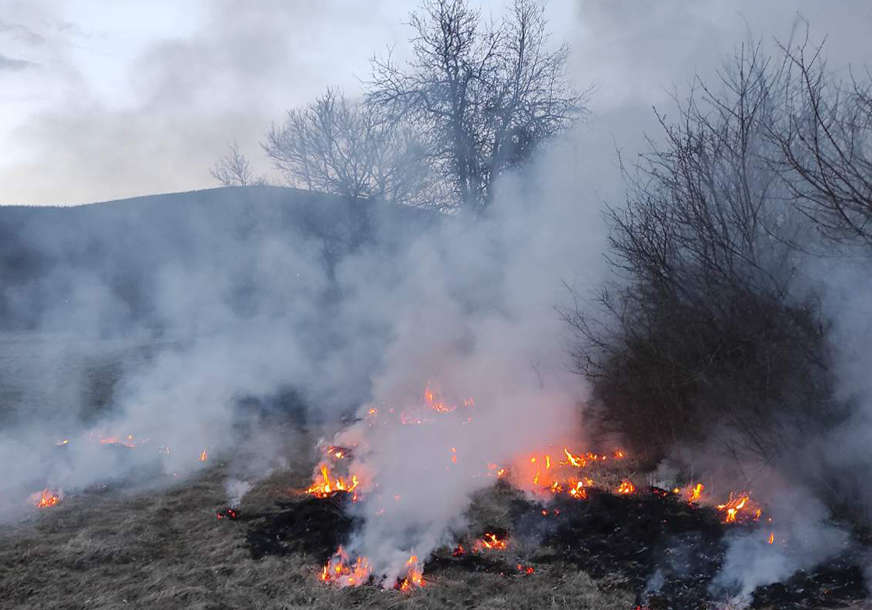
[2,3,872,601]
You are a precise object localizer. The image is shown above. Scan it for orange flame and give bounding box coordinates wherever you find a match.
[320,546,371,587]
[767,532,775,544]
[616,480,635,494]
[100,433,137,448]
[306,463,360,500]
[563,448,586,468]
[716,492,761,523]
[199,449,207,462]
[682,483,704,503]
[473,532,508,552]
[32,489,61,508]
[397,554,424,591]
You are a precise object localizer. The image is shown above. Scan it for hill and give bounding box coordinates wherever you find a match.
[0,186,436,331]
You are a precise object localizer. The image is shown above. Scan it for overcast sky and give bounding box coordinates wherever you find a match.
[0,0,869,205]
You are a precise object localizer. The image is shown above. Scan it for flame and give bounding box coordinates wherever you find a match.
[199,449,208,462]
[473,532,508,552]
[306,463,360,500]
[32,489,61,508]
[424,382,456,413]
[616,480,635,494]
[516,564,535,575]
[767,532,775,544]
[716,492,761,523]
[396,554,424,591]
[452,544,465,557]
[100,433,137,448]
[320,546,371,587]
[563,448,586,467]
[680,482,704,503]
[56,439,70,447]
[327,446,348,460]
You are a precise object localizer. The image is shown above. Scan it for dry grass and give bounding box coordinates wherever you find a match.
[0,461,635,610]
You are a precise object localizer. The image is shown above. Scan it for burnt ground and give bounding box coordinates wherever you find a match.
[0,461,632,609]
[1,452,868,610]
[246,483,871,610]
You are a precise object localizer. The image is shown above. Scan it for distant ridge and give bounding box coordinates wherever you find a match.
[0,186,437,331]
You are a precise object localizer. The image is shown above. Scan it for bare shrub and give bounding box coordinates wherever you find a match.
[567,44,839,469]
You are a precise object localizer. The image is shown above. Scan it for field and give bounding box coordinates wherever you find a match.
[0,437,635,610]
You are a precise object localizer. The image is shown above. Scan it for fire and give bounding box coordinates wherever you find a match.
[768,532,775,544]
[32,489,61,508]
[424,382,457,413]
[306,463,360,500]
[327,446,349,460]
[473,532,508,552]
[396,554,424,591]
[563,448,586,467]
[679,482,704,503]
[199,449,208,462]
[100,433,137,448]
[716,492,761,523]
[452,544,465,557]
[320,547,372,587]
[616,480,635,494]
[216,508,239,520]
[516,564,535,575]
[568,480,588,499]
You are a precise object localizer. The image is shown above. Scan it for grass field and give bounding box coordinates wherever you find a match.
[0,445,638,610]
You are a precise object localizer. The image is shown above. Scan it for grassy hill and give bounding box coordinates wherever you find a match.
[0,186,436,332]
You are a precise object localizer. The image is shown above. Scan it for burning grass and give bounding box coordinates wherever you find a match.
[0,461,633,609]
[1,430,868,609]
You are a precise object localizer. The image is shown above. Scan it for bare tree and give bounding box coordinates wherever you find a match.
[767,34,872,246]
[263,88,435,206]
[369,0,584,213]
[211,141,258,187]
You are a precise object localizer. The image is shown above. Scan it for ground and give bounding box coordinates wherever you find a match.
[0,455,635,610]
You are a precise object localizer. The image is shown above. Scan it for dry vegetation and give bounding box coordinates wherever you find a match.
[0,454,634,610]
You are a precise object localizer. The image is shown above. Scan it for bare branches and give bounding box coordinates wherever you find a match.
[767,34,872,245]
[211,141,260,187]
[369,0,584,212]
[572,42,836,466]
[263,89,436,206]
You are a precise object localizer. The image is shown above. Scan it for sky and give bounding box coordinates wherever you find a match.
[0,0,870,206]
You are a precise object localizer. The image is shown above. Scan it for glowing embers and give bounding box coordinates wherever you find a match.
[472,531,509,552]
[716,492,761,524]
[326,445,351,460]
[99,433,137,448]
[306,463,360,501]
[423,381,474,415]
[32,488,62,509]
[616,480,636,495]
[216,507,239,520]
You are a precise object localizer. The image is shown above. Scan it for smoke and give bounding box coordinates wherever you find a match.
[1,2,871,599]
